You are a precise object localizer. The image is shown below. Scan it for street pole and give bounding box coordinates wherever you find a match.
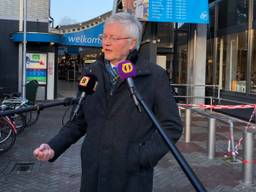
[112,0,118,15]
[22,0,27,98]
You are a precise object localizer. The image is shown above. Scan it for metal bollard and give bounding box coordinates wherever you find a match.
[228,121,237,161]
[243,129,255,186]
[185,108,191,143]
[208,118,216,159]
[178,107,182,117]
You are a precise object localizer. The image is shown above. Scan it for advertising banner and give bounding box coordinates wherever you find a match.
[26,53,47,85]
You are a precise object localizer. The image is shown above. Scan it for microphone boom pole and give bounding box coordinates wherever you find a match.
[133,88,206,192]
[117,60,206,192]
[0,98,77,117]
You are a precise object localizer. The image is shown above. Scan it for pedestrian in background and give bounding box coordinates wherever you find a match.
[33,12,182,192]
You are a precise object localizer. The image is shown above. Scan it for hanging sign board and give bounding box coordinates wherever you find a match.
[122,0,209,24]
[62,23,103,47]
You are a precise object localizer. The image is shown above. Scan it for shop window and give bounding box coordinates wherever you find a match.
[250,30,256,94]
[218,0,248,30]
[156,23,173,48]
[206,39,214,85]
[253,0,256,24]
[207,6,215,39]
[176,31,188,84]
[178,47,187,84]
[217,32,247,93]
[216,38,226,89]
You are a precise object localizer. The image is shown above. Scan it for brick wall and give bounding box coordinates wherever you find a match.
[0,0,19,20]
[0,0,49,22]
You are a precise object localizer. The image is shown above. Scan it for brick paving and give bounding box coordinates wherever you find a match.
[0,106,256,191]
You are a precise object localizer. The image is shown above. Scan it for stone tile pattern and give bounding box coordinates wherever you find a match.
[0,107,256,192]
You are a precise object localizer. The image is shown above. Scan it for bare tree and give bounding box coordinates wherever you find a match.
[59,16,77,26]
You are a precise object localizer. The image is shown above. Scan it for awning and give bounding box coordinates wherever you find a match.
[11,23,104,47]
[11,32,61,43]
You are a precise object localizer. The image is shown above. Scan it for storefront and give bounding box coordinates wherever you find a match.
[56,46,101,97]
[54,22,103,97]
[205,0,256,120]
[206,0,256,94]
[11,20,105,99]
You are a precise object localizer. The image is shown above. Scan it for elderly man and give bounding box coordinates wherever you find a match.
[33,12,182,192]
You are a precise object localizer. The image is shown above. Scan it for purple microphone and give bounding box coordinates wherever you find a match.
[117,60,141,112]
[117,60,136,80]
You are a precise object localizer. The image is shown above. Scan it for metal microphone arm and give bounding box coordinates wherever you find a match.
[126,78,141,112]
[70,92,86,120]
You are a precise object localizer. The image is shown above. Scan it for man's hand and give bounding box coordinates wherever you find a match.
[33,143,55,161]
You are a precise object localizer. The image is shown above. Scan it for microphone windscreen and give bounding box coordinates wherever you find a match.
[117,60,136,80]
[79,74,98,95]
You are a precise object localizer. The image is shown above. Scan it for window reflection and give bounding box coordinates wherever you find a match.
[206,39,214,85]
[219,0,248,29]
[251,30,256,93]
[217,32,247,93]
[209,0,249,93]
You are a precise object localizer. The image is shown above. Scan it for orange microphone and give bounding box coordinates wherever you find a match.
[71,74,98,120]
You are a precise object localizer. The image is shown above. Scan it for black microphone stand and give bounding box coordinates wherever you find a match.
[0,98,77,117]
[132,88,206,192]
[70,93,86,120]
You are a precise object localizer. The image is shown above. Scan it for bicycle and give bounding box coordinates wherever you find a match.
[0,80,40,134]
[0,97,78,155]
[1,97,28,134]
[0,111,17,154]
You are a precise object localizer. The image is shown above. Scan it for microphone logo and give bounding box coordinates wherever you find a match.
[78,74,97,95]
[80,76,90,86]
[122,62,133,73]
[117,60,136,80]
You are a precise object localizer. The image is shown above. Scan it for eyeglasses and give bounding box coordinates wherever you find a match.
[99,34,131,42]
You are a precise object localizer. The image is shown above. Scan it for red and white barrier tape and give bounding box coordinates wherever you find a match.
[234,107,256,155]
[179,103,256,110]
[179,103,256,159]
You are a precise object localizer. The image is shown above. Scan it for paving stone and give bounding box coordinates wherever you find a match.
[0,107,256,191]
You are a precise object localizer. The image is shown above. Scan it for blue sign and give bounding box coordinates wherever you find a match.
[137,0,208,24]
[62,23,103,47]
[11,23,104,47]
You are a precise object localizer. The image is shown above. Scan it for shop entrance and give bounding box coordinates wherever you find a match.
[56,46,101,98]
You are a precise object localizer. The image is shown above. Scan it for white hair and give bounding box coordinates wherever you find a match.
[104,12,143,49]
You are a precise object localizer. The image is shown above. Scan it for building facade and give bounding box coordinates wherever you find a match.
[0,0,52,98]
[1,0,255,120]
[0,0,107,99]
[206,0,256,95]
[204,0,256,119]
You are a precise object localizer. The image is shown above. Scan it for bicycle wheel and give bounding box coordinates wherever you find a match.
[25,111,40,127]
[11,113,26,135]
[0,117,16,154]
[2,105,26,134]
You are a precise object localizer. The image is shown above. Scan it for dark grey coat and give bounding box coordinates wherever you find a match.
[48,56,182,192]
